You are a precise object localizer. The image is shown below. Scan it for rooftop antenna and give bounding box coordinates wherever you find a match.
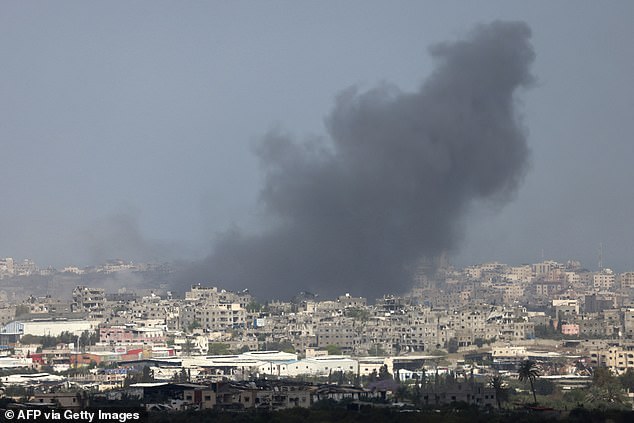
[598,242,604,271]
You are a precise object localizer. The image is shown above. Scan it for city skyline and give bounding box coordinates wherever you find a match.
[0,252,631,302]
[2,2,634,286]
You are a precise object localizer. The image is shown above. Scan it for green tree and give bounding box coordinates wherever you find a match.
[325,345,342,355]
[182,339,195,356]
[586,367,627,407]
[59,331,75,344]
[420,368,427,386]
[79,330,98,347]
[446,338,459,354]
[562,388,585,407]
[246,301,263,313]
[489,375,507,410]
[345,308,369,321]
[592,366,619,389]
[207,342,231,355]
[534,378,556,396]
[618,368,634,391]
[394,384,409,403]
[140,365,154,383]
[19,334,40,345]
[335,370,344,385]
[41,335,57,348]
[179,368,190,382]
[15,304,30,317]
[237,345,251,353]
[534,323,564,340]
[187,320,201,332]
[378,364,392,381]
[517,359,540,404]
[265,341,295,353]
[372,344,387,356]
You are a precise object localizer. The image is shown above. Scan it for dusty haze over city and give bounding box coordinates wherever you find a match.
[1,2,634,298]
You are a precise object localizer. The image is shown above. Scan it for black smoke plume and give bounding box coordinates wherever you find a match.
[183,21,535,299]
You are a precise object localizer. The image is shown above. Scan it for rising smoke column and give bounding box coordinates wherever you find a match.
[190,21,535,299]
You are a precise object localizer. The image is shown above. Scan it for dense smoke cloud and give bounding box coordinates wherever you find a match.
[185,21,535,299]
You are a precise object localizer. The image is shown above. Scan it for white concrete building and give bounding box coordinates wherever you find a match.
[7,320,100,337]
[275,356,358,377]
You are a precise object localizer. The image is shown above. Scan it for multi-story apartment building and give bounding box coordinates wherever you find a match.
[493,280,526,304]
[14,259,36,276]
[72,286,106,318]
[593,269,616,291]
[508,265,533,283]
[552,299,579,319]
[565,271,581,285]
[619,272,634,289]
[464,266,483,280]
[97,259,136,274]
[487,307,534,341]
[314,317,360,353]
[184,302,247,332]
[534,280,564,298]
[185,284,252,308]
[0,258,14,278]
[624,309,634,340]
[178,284,251,333]
[577,311,621,338]
[337,294,367,309]
[100,325,166,344]
[449,306,488,347]
[585,294,616,313]
[589,347,634,374]
[397,307,447,353]
[532,260,563,278]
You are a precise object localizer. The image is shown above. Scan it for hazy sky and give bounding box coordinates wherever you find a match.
[2,1,633,275]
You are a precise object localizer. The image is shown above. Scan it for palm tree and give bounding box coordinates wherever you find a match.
[517,359,540,404]
[183,339,194,356]
[585,366,627,406]
[489,375,505,410]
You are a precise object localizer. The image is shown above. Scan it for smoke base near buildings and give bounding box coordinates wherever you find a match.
[181,21,535,299]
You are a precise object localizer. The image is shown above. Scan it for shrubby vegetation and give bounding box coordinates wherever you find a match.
[19,330,98,349]
[263,340,295,353]
[207,342,232,355]
[146,405,634,423]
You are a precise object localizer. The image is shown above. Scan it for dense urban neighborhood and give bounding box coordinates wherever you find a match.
[1,256,634,420]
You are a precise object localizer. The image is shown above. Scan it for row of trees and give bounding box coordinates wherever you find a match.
[491,359,634,410]
[20,330,98,350]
